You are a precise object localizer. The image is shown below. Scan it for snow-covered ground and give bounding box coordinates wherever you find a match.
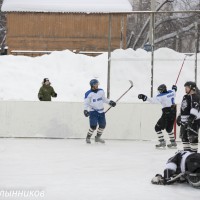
[0,48,199,103]
[0,139,199,200]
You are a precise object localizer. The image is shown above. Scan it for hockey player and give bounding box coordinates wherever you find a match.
[177,81,200,153]
[84,79,116,144]
[151,150,200,188]
[138,84,177,148]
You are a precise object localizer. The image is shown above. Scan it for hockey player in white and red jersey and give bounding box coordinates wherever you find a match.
[177,81,200,153]
[138,84,177,148]
[151,150,200,188]
[84,79,116,144]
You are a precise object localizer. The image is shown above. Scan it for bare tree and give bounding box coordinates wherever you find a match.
[127,0,200,53]
[0,0,6,52]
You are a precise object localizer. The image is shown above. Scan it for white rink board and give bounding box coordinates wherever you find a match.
[0,102,180,140]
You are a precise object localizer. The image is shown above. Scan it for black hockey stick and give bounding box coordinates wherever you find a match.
[105,80,133,114]
[166,172,185,184]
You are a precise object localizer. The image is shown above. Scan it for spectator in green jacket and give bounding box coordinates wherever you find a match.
[38,78,57,101]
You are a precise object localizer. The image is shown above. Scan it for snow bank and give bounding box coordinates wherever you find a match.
[0,48,199,103]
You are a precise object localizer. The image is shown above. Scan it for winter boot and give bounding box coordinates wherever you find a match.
[155,140,166,148]
[167,141,177,148]
[95,136,105,143]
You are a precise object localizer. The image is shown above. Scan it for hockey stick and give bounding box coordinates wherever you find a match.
[166,172,185,184]
[105,80,133,114]
[175,55,187,85]
[174,55,188,139]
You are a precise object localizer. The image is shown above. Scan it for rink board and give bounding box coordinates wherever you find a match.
[0,102,180,140]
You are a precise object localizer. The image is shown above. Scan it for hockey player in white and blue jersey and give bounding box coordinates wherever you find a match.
[138,84,177,148]
[84,79,116,144]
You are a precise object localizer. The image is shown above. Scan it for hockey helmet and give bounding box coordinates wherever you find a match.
[187,172,200,188]
[157,84,167,93]
[184,81,196,91]
[186,155,200,188]
[89,79,99,87]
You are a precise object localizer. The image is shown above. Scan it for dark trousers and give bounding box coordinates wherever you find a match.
[180,122,199,146]
[155,107,176,133]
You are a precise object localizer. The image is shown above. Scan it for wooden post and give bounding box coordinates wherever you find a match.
[120,17,124,49]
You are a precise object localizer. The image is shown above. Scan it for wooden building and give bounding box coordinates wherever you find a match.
[1,0,132,55]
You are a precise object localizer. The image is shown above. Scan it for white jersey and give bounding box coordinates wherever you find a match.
[147,89,176,108]
[84,89,110,113]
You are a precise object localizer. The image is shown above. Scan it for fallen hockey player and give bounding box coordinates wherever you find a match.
[151,150,200,188]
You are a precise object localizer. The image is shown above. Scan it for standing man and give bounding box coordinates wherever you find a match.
[177,81,200,153]
[38,78,57,101]
[84,79,116,144]
[138,84,177,148]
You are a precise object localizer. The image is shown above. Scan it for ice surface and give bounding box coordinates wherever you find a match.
[0,138,199,200]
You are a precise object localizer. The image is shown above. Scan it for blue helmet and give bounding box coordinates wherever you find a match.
[90,79,99,87]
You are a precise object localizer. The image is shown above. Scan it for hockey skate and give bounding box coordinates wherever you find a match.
[155,140,166,149]
[86,137,91,144]
[95,136,105,143]
[167,141,177,149]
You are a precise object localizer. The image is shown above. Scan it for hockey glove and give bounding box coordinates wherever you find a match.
[109,100,116,107]
[172,85,177,92]
[84,110,90,117]
[138,94,147,102]
[39,96,43,101]
[151,174,165,185]
[54,93,57,97]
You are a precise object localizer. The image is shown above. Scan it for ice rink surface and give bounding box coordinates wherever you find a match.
[0,138,199,200]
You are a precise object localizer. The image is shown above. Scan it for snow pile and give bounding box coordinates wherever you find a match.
[1,0,132,13]
[0,48,199,103]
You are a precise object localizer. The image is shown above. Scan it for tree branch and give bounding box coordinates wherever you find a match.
[132,0,174,49]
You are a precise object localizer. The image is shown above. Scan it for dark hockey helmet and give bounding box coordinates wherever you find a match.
[157,84,167,93]
[186,155,200,188]
[184,81,196,91]
[187,172,200,188]
[89,79,99,87]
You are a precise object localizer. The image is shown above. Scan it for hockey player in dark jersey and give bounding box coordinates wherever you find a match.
[138,84,177,148]
[177,81,200,153]
[84,79,116,144]
[151,150,200,188]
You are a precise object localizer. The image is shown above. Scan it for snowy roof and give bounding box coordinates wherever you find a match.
[1,0,133,13]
